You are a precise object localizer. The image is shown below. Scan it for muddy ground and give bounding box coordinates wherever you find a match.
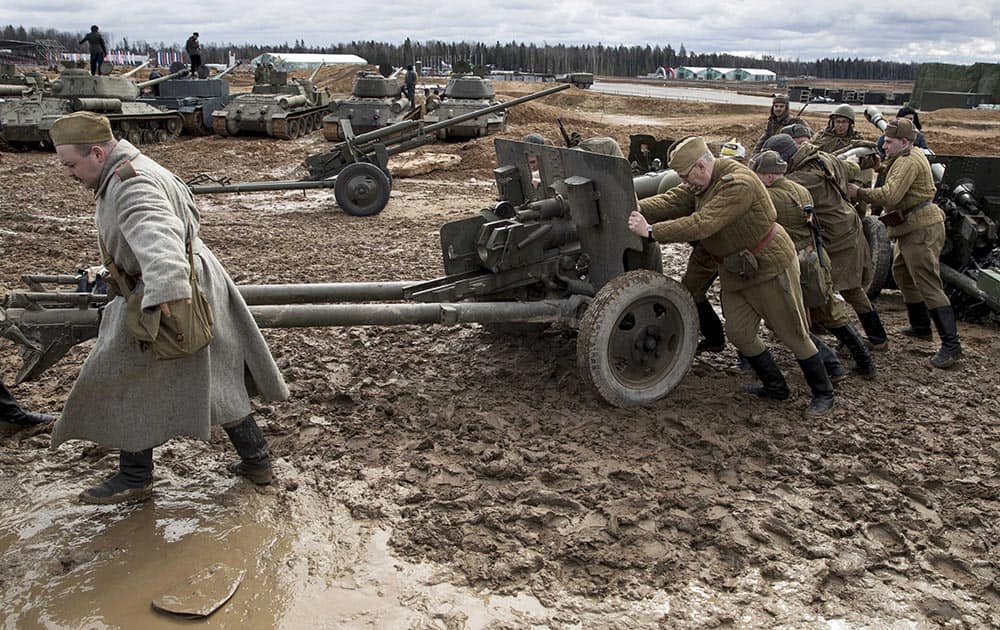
[1,81,999,628]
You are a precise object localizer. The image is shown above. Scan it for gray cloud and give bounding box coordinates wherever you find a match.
[2,0,997,64]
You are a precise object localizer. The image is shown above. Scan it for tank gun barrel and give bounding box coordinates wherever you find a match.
[423,83,570,134]
[137,68,190,88]
[122,60,152,77]
[308,62,326,83]
[215,61,241,79]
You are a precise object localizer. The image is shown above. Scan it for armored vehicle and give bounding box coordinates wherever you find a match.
[211,63,331,139]
[0,64,49,95]
[0,64,185,149]
[322,71,413,141]
[557,72,594,89]
[137,61,239,134]
[421,75,506,140]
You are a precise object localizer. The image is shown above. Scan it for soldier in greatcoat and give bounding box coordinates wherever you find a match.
[629,136,834,417]
[752,94,804,154]
[763,133,889,350]
[750,150,874,380]
[849,118,962,368]
[49,112,289,504]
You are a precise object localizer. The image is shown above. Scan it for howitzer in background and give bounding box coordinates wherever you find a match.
[861,106,1000,320]
[187,83,571,217]
[4,139,697,407]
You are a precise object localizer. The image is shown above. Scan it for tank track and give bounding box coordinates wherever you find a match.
[107,112,184,144]
[268,106,327,140]
[180,110,212,135]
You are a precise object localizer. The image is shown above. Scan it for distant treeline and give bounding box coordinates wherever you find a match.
[3,25,918,81]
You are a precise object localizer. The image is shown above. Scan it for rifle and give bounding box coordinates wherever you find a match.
[802,203,826,268]
[556,118,581,148]
[795,101,809,118]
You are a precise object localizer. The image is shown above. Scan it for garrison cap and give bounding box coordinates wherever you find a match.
[669,136,709,173]
[49,111,114,146]
[750,150,787,174]
[761,133,797,162]
[781,123,812,139]
[884,117,917,141]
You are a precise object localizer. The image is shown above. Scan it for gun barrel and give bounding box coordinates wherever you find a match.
[137,68,190,88]
[422,83,571,134]
[190,178,339,194]
[216,61,241,79]
[122,60,152,78]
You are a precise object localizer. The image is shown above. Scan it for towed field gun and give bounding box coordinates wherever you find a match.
[138,61,239,134]
[862,106,1000,320]
[210,62,330,139]
[2,139,696,407]
[188,83,571,217]
[0,63,186,149]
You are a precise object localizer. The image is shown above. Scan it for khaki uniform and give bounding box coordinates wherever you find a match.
[809,128,864,154]
[768,177,848,328]
[786,143,874,315]
[857,147,949,308]
[681,243,718,302]
[753,113,805,153]
[639,158,816,359]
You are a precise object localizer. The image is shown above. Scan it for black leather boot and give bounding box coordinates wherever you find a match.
[743,349,790,400]
[695,301,726,353]
[830,325,876,378]
[79,449,154,504]
[929,306,963,368]
[224,415,273,485]
[901,302,932,339]
[797,353,835,418]
[811,334,848,384]
[858,310,889,351]
[0,380,56,426]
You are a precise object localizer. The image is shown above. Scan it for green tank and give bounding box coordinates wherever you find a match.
[0,64,185,150]
[211,64,331,139]
[0,64,49,95]
[421,75,506,140]
[322,71,411,141]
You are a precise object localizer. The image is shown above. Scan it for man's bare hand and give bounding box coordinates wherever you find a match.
[628,210,650,238]
[846,183,860,200]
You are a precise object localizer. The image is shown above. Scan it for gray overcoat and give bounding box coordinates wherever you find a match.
[51,140,289,452]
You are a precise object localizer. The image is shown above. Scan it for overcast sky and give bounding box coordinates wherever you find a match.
[4,0,998,66]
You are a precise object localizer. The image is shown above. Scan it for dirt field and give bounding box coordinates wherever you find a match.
[1,80,998,628]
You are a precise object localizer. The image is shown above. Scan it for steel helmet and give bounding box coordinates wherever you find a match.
[830,104,856,122]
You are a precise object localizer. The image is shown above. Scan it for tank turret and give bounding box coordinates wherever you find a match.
[136,64,235,134]
[322,71,412,141]
[211,63,331,139]
[421,75,506,140]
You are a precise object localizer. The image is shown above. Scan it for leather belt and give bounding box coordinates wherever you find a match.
[712,223,780,263]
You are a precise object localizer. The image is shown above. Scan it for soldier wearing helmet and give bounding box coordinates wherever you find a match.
[752,94,804,154]
[810,104,864,153]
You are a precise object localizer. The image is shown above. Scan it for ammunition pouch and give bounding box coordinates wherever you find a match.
[722,249,759,281]
[798,248,826,308]
[878,200,931,228]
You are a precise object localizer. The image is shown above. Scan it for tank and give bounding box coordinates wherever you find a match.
[322,71,411,141]
[137,62,238,135]
[0,64,49,95]
[557,72,594,89]
[0,64,185,150]
[420,75,506,140]
[211,64,331,139]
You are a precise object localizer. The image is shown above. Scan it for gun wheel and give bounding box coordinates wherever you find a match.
[334,162,391,217]
[577,270,697,407]
[864,215,894,299]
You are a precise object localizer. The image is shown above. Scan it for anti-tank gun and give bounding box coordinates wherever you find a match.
[862,106,1000,320]
[4,139,697,407]
[188,83,572,217]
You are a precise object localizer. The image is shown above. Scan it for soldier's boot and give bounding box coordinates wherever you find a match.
[858,310,889,351]
[0,381,56,426]
[901,302,933,340]
[830,325,876,379]
[811,334,849,384]
[797,353,835,418]
[695,301,726,353]
[79,449,154,505]
[224,415,273,485]
[929,306,963,369]
[743,349,791,401]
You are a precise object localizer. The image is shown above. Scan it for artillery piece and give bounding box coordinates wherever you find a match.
[322,70,415,141]
[2,139,696,407]
[211,63,330,139]
[0,63,186,149]
[421,75,507,140]
[861,106,1000,320]
[188,83,571,217]
[138,61,239,134]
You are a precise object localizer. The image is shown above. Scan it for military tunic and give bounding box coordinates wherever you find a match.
[767,178,848,328]
[857,147,949,308]
[52,140,289,452]
[639,158,817,359]
[785,143,874,316]
[753,112,805,154]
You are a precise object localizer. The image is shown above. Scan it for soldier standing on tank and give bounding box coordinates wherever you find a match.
[848,118,962,368]
[185,33,202,77]
[750,150,875,381]
[629,136,835,418]
[763,133,889,351]
[404,65,417,110]
[80,25,108,76]
[752,94,804,154]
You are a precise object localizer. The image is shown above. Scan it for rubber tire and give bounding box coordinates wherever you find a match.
[863,215,893,300]
[576,270,697,407]
[334,162,392,217]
